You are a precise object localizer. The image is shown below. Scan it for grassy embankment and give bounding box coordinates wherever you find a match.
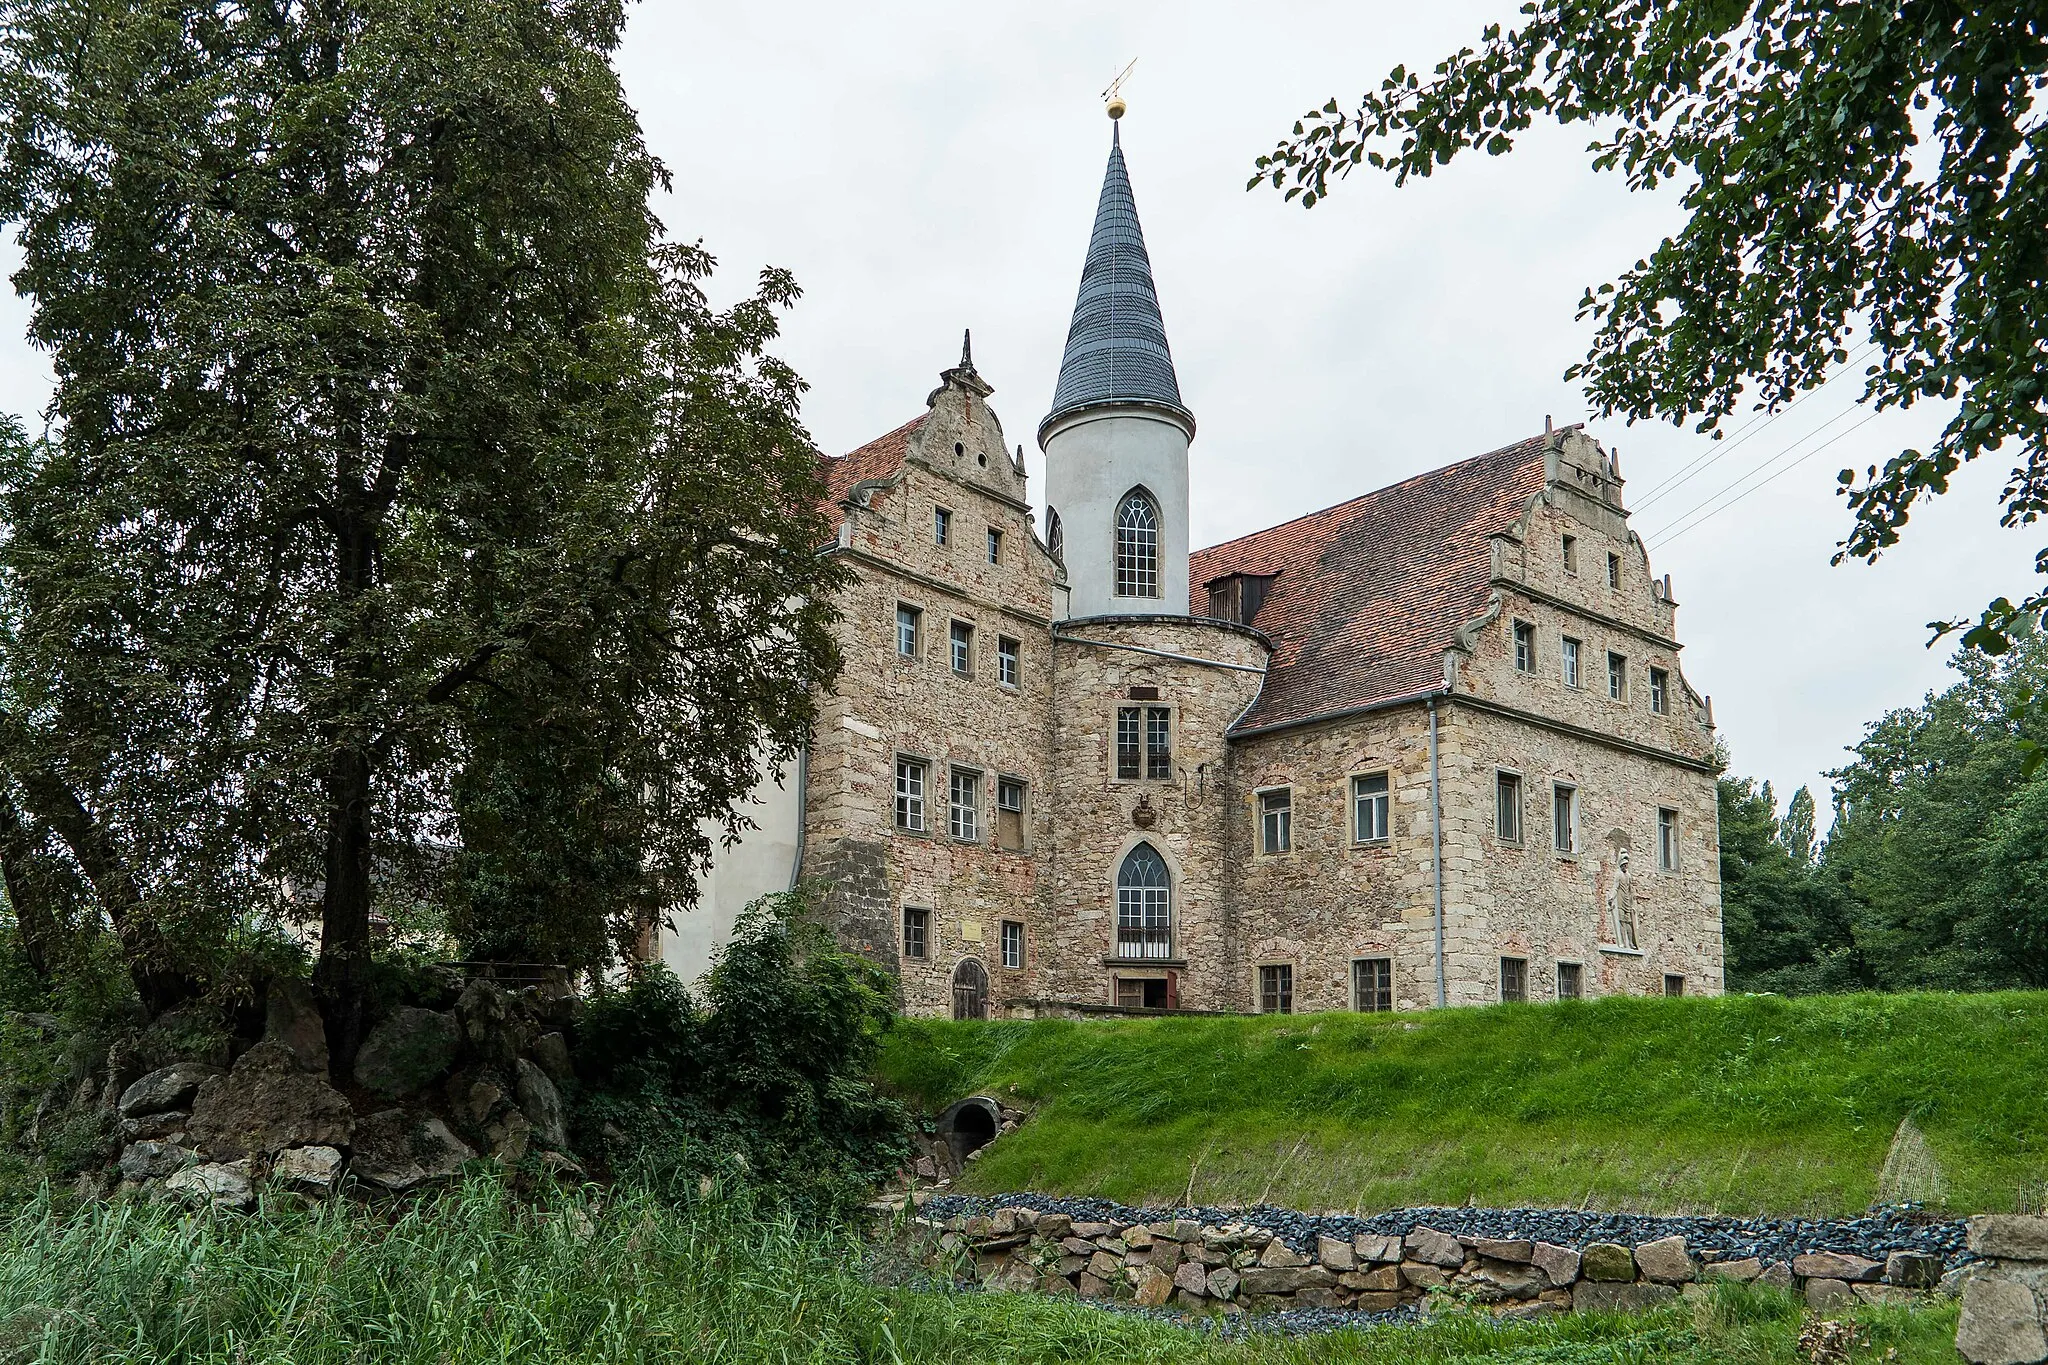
[879,992,2048,1216]
[0,1179,1959,1364]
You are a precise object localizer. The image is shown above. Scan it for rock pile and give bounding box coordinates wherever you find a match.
[1957,1215,2048,1365]
[881,1201,1952,1319]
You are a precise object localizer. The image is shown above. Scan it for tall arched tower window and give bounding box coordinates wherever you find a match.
[1116,842,1171,959]
[1114,489,1160,599]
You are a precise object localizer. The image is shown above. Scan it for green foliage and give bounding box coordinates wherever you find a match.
[1252,4,2048,652]
[882,993,2048,1215]
[1718,776,1861,995]
[572,890,910,1215]
[0,1177,1963,1364]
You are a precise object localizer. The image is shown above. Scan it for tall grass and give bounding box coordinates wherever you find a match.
[878,992,2048,1215]
[0,1179,1958,1364]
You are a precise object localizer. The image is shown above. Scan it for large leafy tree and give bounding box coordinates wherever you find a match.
[0,0,841,1066]
[1253,3,2048,651]
[1717,773,1860,994]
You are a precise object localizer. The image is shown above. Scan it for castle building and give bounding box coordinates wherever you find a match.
[661,116,1724,1017]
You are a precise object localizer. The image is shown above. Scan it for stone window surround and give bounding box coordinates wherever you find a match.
[1254,784,1294,859]
[1656,804,1681,873]
[901,904,931,961]
[1494,767,1526,847]
[1551,779,1579,858]
[895,598,926,661]
[1561,634,1583,690]
[1350,955,1394,1012]
[1102,832,1182,966]
[999,918,1025,971]
[893,753,933,837]
[1348,768,1393,847]
[1106,700,1178,784]
[948,617,976,678]
[996,635,1021,690]
[995,774,1030,854]
[933,505,951,547]
[1607,650,1628,703]
[947,764,983,843]
[1511,617,1537,674]
[1256,960,1296,1014]
[1555,959,1585,1001]
[1561,532,1579,576]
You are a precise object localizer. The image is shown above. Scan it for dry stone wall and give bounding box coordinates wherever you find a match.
[1958,1215,2048,1365]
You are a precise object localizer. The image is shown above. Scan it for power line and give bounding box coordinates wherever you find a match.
[1648,411,1881,548]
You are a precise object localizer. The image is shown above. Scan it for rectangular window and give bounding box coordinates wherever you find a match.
[902,906,928,960]
[1145,707,1172,780]
[997,635,1020,688]
[948,767,980,842]
[1665,974,1686,998]
[1562,637,1582,688]
[1608,651,1627,701]
[894,758,926,832]
[1514,620,1536,673]
[1657,807,1679,871]
[1607,552,1621,589]
[1553,782,1577,854]
[1561,534,1578,574]
[1501,956,1528,1003]
[996,777,1026,851]
[949,620,973,676]
[896,604,920,658]
[986,526,1002,564]
[1353,957,1393,1012]
[1259,788,1292,855]
[933,507,950,546]
[1259,964,1294,1015]
[1115,706,1141,779]
[1557,961,1583,1001]
[1000,920,1024,970]
[1650,667,1669,714]
[1352,772,1390,844]
[1496,771,1523,843]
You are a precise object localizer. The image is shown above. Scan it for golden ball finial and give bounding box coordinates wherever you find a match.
[1106,96,1126,120]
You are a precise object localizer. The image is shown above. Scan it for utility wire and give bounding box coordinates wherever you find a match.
[1648,411,1881,548]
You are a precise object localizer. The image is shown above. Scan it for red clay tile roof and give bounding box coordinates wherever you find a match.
[818,414,925,516]
[1193,433,1553,735]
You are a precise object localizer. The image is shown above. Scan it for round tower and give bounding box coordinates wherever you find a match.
[1040,111,1195,620]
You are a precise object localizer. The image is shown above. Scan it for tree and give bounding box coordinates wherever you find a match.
[0,0,842,1068]
[1779,785,1817,867]
[1253,4,2048,652]
[1717,774,1859,994]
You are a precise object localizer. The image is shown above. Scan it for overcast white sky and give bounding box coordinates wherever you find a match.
[0,2,2036,826]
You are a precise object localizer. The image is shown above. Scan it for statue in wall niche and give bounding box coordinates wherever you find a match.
[1606,848,1638,950]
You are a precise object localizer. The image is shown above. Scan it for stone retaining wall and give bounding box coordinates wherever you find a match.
[879,1201,1950,1320]
[1958,1215,2048,1365]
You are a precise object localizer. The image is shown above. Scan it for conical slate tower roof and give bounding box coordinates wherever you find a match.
[1041,123,1193,441]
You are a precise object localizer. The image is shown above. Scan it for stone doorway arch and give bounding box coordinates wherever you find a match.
[951,958,989,1020]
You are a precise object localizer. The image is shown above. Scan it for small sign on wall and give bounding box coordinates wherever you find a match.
[960,920,983,942]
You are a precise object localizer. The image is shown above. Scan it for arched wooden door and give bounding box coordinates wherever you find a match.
[952,958,989,1020]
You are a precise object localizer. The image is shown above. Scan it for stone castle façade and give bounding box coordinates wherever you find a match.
[658,118,1724,1018]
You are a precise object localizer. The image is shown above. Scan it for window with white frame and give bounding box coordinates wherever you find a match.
[1608,651,1627,701]
[1514,620,1536,673]
[1650,667,1669,713]
[1658,807,1679,871]
[1352,772,1390,843]
[933,506,950,546]
[1114,489,1161,598]
[1553,782,1578,854]
[895,604,920,658]
[996,777,1026,852]
[1562,637,1582,689]
[1116,843,1172,959]
[1000,920,1024,970]
[901,906,928,960]
[997,635,1020,688]
[1146,707,1171,779]
[1259,788,1292,855]
[949,620,973,676]
[894,758,926,832]
[1115,705,1170,780]
[1496,771,1523,843]
[948,767,980,841]
[986,526,1002,564]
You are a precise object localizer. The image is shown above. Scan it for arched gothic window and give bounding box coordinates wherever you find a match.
[1114,489,1160,599]
[1116,842,1171,959]
[1046,506,1064,560]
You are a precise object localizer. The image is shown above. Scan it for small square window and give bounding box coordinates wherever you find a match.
[949,620,973,677]
[1650,667,1669,714]
[1259,964,1294,1015]
[997,636,1020,688]
[1561,534,1579,574]
[1496,771,1523,844]
[1000,920,1024,970]
[1259,788,1292,855]
[1513,620,1536,674]
[1353,958,1392,1012]
[1657,807,1679,871]
[986,526,1002,564]
[933,507,950,546]
[894,758,926,832]
[1553,782,1577,854]
[996,777,1026,851]
[902,906,928,960]
[895,604,920,658]
[1664,974,1686,998]
[949,767,980,842]
[1562,637,1582,689]
[1557,961,1583,1000]
[1501,956,1528,1003]
[1608,651,1627,701]
[1607,552,1621,589]
[1352,772,1390,844]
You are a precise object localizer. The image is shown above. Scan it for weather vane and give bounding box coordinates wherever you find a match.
[1101,58,1137,120]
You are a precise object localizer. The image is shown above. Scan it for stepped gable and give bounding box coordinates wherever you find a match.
[818,415,925,516]
[1192,433,1552,736]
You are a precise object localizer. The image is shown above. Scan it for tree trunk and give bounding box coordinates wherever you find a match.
[313,743,374,1082]
[0,794,60,983]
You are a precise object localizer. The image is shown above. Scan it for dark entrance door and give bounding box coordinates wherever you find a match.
[952,958,989,1020]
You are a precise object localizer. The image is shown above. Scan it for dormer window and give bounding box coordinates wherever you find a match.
[1205,572,1276,626]
[1114,489,1160,599]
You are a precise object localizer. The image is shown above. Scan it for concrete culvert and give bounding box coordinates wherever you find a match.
[939,1096,1002,1164]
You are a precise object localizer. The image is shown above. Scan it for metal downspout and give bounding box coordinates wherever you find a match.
[786,741,809,891]
[1429,696,1447,1009]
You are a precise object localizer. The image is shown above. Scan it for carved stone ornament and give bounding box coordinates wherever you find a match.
[1131,794,1157,829]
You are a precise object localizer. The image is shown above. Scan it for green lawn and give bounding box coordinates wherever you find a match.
[877,992,2048,1216]
[0,1180,1962,1364]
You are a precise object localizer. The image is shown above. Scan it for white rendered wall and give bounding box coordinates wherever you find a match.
[661,753,803,987]
[1041,405,1191,618]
